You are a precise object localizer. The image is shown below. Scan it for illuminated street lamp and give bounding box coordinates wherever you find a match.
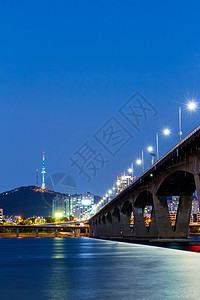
[156,128,170,160]
[147,146,156,165]
[136,159,142,165]
[179,101,197,142]
[135,149,144,172]
[147,146,153,153]
[112,186,116,197]
[108,189,112,199]
[128,161,134,178]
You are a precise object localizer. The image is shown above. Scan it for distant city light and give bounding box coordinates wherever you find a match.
[55,212,63,218]
[82,199,92,206]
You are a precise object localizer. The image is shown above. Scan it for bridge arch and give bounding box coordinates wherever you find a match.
[111,207,121,237]
[156,170,196,196]
[106,211,112,224]
[102,215,106,224]
[154,170,195,238]
[112,207,120,222]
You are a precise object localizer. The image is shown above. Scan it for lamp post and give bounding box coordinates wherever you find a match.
[112,186,116,197]
[142,149,144,172]
[156,128,170,160]
[136,158,142,173]
[178,101,197,142]
[147,146,156,165]
[135,150,144,172]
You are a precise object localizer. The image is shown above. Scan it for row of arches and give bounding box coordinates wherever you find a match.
[90,170,199,239]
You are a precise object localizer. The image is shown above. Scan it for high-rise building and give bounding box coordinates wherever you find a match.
[0,209,3,221]
[52,195,66,218]
[192,196,199,213]
[52,193,96,220]
[41,152,46,190]
[116,173,136,194]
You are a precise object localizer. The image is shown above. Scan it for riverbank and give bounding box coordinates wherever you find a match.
[0,233,88,238]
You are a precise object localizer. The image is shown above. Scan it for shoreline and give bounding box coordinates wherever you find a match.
[0,233,88,238]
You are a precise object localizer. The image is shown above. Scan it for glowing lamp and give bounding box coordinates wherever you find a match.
[55,212,63,218]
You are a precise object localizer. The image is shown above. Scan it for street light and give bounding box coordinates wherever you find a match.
[156,128,170,160]
[178,101,197,142]
[147,146,156,165]
[187,101,197,111]
[135,149,144,172]
[147,146,153,152]
[136,159,142,165]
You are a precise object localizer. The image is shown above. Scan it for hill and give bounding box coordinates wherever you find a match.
[0,186,60,218]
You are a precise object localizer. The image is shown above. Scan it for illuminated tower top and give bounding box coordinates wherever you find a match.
[41,152,46,190]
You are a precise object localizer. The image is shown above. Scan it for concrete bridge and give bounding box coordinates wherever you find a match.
[89,125,200,240]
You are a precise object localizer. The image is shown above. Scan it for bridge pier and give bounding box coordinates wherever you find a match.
[89,223,94,237]
[153,195,174,238]
[134,207,149,238]
[16,227,19,237]
[112,215,121,237]
[194,174,200,204]
[153,194,193,239]
[105,213,113,237]
[148,209,158,238]
[101,216,108,237]
[97,219,102,237]
[94,221,99,237]
[55,228,58,237]
[175,194,193,238]
[36,228,38,237]
[120,212,131,237]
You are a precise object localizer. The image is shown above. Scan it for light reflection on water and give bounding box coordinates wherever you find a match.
[0,238,200,299]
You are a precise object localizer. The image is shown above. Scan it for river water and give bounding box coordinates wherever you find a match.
[0,237,200,300]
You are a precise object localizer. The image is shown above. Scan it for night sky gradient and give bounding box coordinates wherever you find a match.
[1,0,200,195]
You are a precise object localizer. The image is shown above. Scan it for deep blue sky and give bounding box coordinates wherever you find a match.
[1,0,200,195]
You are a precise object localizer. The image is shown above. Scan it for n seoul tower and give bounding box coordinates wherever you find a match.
[41,152,46,190]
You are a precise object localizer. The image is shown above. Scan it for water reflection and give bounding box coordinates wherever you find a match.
[0,238,200,300]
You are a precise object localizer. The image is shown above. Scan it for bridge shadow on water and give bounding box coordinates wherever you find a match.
[153,242,200,253]
[98,237,200,253]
